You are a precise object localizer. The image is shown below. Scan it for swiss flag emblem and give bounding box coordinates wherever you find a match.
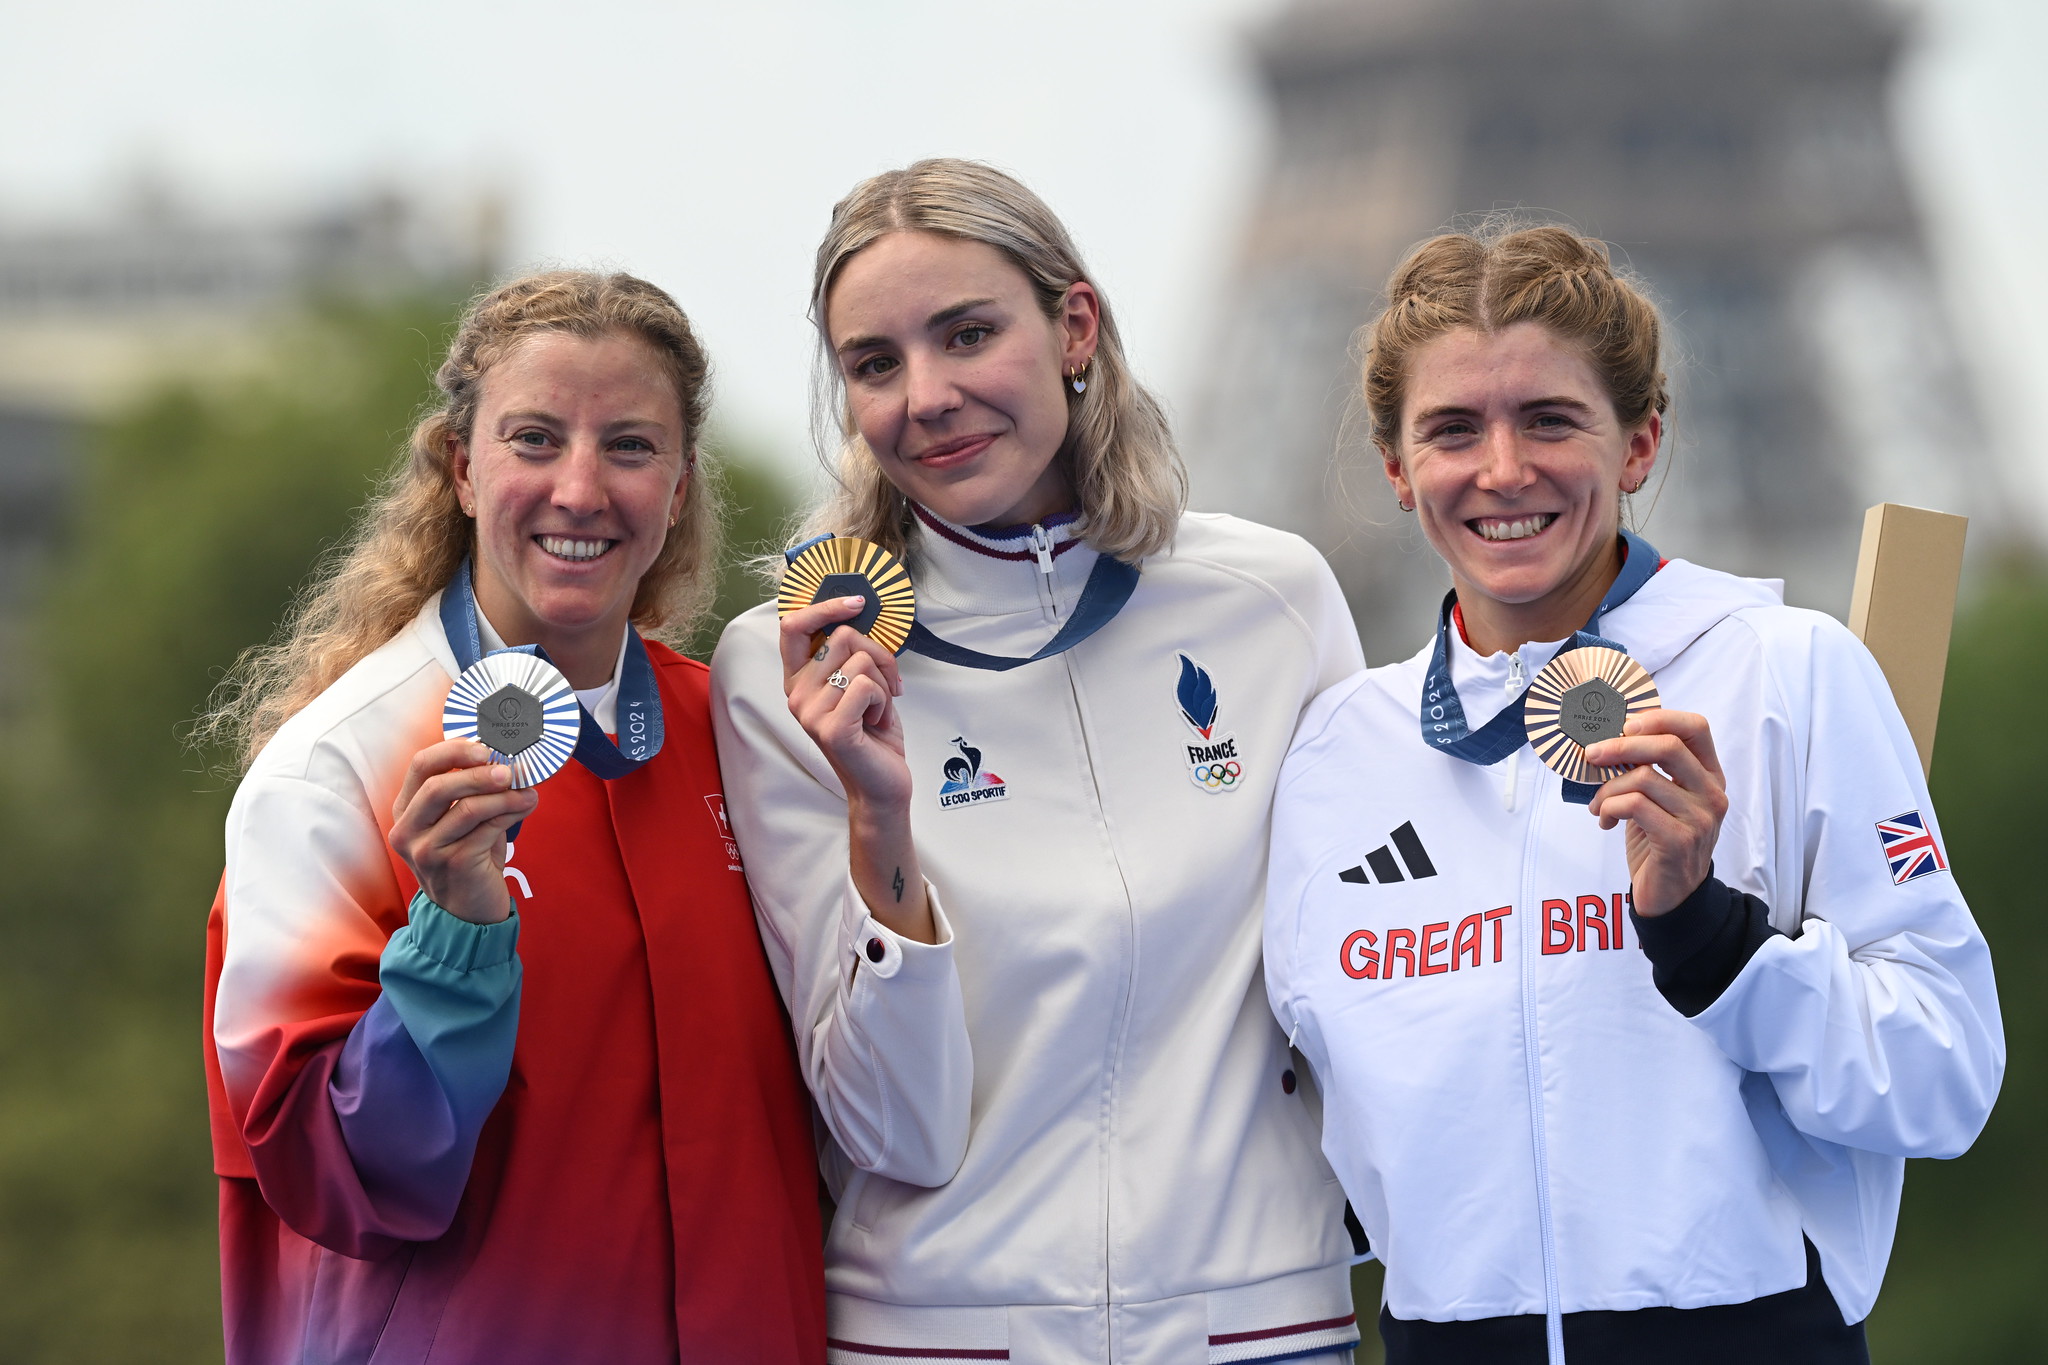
[705,794,741,871]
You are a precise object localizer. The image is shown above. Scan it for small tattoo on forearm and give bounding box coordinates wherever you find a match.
[892,867,905,903]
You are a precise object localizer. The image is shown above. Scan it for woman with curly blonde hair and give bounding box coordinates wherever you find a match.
[202,270,825,1365]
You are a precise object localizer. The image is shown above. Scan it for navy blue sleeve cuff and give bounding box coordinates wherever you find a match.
[1629,872,1783,1017]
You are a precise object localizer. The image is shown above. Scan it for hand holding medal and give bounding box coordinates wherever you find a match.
[1528,652,1727,919]
[390,651,576,923]
[774,533,936,938]
[387,732,540,926]
[776,534,920,811]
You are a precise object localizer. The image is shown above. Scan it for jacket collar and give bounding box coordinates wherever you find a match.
[1412,557,1789,717]
[908,503,1099,618]
[1600,558,1783,674]
[1446,630,1569,734]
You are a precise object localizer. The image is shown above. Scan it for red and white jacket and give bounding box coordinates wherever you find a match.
[205,593,826,1364]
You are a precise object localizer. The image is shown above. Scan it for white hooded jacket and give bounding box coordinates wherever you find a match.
[1265,558,2002,1338]
[712,510,1366,1365]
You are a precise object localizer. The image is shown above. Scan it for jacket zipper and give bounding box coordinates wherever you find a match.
[1518,781,1567,1364]
[1501,653,1525,812]
[1056,650,1137,1345]
[1030,524,1060,622]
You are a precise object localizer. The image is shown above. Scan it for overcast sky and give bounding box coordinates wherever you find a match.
[5,0,2044,524]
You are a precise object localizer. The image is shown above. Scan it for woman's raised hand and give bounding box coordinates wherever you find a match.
[777,594,935,942]
[1582,710,1728,918]
[388,739,540,925]
[779,596,910,808]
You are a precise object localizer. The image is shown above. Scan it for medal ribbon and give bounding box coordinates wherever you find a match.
[439,557,664,779]
[902,552,1140,671]
[1420,530,1659,803]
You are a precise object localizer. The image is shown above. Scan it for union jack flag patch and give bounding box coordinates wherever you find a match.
[1876,810,1948,885]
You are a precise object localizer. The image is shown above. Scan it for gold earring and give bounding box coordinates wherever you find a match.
[1068,359,1090,395]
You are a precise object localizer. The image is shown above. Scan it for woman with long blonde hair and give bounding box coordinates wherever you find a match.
[712,159,1367,1364]
[202,270,825,1365]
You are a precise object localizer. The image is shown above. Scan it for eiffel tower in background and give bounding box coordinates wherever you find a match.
[1187,0,2008,660]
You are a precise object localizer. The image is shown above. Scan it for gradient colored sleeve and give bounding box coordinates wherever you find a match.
[217,769,521,1257]
[331,893,521,1242]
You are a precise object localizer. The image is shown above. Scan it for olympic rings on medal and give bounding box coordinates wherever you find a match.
[826,670,851,690]
[1192,760,1243,788]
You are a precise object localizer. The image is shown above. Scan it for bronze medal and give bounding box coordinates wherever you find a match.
[1523,646,1660,787]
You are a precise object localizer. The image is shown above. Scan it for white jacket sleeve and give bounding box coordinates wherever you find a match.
[709,608,973,1187]
[1297,544,1369,689]
[1691,614,2004,1159]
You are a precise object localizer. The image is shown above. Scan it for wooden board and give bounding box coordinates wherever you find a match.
[1846,503,1968,778]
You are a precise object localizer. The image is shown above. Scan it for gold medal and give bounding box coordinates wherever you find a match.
[777,535,917,655]
[1523,646,1660,786]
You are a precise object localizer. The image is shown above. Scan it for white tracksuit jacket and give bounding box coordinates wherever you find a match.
[1266,558,2003,1336]
[711,510,1366,1365]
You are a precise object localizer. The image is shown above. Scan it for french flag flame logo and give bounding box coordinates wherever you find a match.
[1177,654,1219,739]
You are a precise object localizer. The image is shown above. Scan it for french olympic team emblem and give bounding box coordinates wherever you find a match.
[1175,654,1243,794]
[937,736,1010,810]
[1876,810,1948,885]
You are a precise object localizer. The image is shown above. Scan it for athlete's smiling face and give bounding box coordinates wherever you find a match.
[826,231,1097,529]
[452,329,688,687]
[1385,320,1660,654]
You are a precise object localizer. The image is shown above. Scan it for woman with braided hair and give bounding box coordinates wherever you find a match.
[1265,224,2002,1364]
[201,271,825,1364]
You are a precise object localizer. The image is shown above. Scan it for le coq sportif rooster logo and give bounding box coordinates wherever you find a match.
[943,736,983,787]
[937,735,1009,809]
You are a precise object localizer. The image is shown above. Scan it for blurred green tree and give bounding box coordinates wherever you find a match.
[1863,567,2048,1363]
[0,294,794,1363]
[693,437,803,655]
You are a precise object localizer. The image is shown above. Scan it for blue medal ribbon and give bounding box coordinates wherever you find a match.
[903,552,1140,671]
[1420,530,1659,804]
[439,557,664,780]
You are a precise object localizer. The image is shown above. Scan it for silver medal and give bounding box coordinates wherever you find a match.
[442,652,581,787]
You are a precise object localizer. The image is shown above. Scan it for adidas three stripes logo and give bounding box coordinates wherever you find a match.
[1338,821,1437,885]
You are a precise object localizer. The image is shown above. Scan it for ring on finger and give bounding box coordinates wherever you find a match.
[826,670,851,690]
